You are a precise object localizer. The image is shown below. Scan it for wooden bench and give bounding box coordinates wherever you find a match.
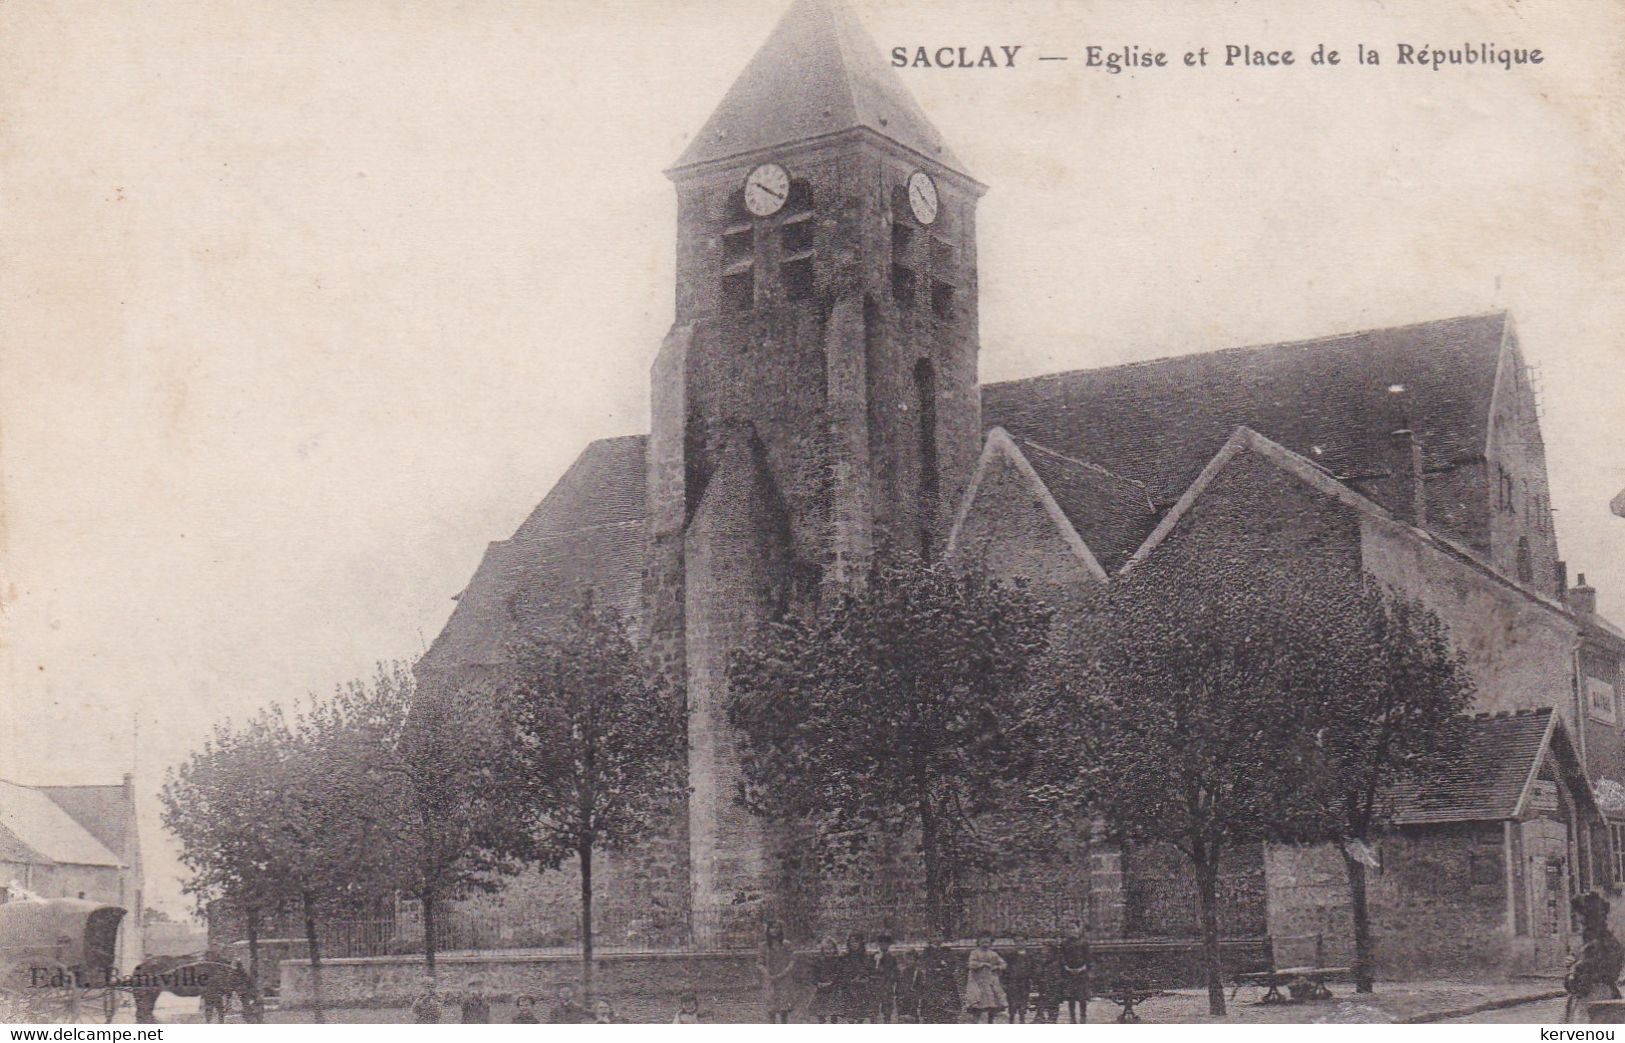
[1099,981,1166,1023]
[1232,935,1351,1005]
[1089,937,1274,1022]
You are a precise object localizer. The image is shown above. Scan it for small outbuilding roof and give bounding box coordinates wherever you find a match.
[1388,708,1591,825]
[0,780,122,868]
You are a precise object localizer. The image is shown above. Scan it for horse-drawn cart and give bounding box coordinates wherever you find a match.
[0,899,127,1023]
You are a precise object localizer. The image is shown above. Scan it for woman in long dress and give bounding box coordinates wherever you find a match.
[963,934,1008,1023]
[1565,891,1624,1023]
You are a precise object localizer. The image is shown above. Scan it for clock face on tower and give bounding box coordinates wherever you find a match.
[743,163,790,217]
[907,170,939,226]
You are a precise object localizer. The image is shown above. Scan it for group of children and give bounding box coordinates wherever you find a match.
[402,922,1095,1025]
[762,920,1095,1024]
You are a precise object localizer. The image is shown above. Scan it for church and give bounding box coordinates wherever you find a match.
[417,0,1625,978]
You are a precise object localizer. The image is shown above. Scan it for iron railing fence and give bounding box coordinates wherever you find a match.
[316,891,1098,959]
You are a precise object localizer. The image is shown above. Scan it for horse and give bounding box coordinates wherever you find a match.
[131,952,259,1023]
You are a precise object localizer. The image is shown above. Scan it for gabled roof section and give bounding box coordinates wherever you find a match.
[1388,709,1592,825]
[0,780,121,868]
[671,0,969,177]
[1124,426,1373,574]
[420,435,647,674]
[1123,425,1577,619]
[38,784,135,863]
[1016,439,1157,573]
[947,428,1109,582]
[0,821,50,866]
[983,313,1509,507]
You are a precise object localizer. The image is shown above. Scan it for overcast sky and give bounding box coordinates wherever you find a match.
[3,0,1622,917]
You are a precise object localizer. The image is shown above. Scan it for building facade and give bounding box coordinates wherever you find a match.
[416,0,1625,972]
[0,775,144,970]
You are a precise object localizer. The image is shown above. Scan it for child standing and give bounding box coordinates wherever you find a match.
[809,938,842,1024]
[758,922,798,1024]
[962,935,1008,1024]
[1003,940,1033,1024]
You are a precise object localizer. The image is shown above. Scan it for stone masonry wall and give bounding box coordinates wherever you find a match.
[1265,824,1515,980]
[949,435,1104,599]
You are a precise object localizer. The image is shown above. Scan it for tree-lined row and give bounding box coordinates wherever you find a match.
[160,595,682,1019]
[725,556,1474,1016]
[165,553,1471,1019]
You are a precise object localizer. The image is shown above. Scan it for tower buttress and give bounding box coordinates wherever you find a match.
[646,0,986,930]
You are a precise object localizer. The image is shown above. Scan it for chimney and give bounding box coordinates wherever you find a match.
[1377,384,1427,527]
[1384,427,1427,528]
[1570,573,1598,616]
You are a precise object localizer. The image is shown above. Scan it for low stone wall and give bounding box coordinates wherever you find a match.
[279,949,761,1023]
[279,937,1271,1022]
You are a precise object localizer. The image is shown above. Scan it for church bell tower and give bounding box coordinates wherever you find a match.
[644,0,985,930]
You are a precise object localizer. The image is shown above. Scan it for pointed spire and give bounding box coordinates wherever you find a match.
[671,0,969,178]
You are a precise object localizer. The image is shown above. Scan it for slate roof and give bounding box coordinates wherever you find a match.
[0,780,121,867]
[1015,439,1157,572]
[37,785,135,863]
[671,0,969,177]
[984,313,1509,508]
[426,315,1517,680]
[1388,708,1574,825]
[420,435,648,673]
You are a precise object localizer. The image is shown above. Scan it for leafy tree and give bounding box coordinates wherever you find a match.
[311,662,531,976]
[502,593,686,994]
[1061,568,1345,1016]
[161,710,296,983]
[1295,588,1475,993]
[725,557,1055,938]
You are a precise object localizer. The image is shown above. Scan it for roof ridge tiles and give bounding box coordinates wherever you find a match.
[982,311,1509,392]
[1016,439,1155,506]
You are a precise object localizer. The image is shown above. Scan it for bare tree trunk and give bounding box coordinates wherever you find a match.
[1193,855,1226,1016]
[917,773,952,939]
[422,888,438,977]
[580,843,595,999]
[301,891,326,1024]
[1341,846,1375,993]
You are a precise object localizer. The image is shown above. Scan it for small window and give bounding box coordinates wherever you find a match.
[1516,536,1533,584]
[782,218,813,254]
[891,265,916,307]
[892,222,915,259]
[783,257,814,302]
[721,270,754,312]
[931,236,954,271]
[786,178,814,214]
[1611,823,1625,884]
[931,281,955,322]
[1469,850,1500,887]
[723,227,753,262]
